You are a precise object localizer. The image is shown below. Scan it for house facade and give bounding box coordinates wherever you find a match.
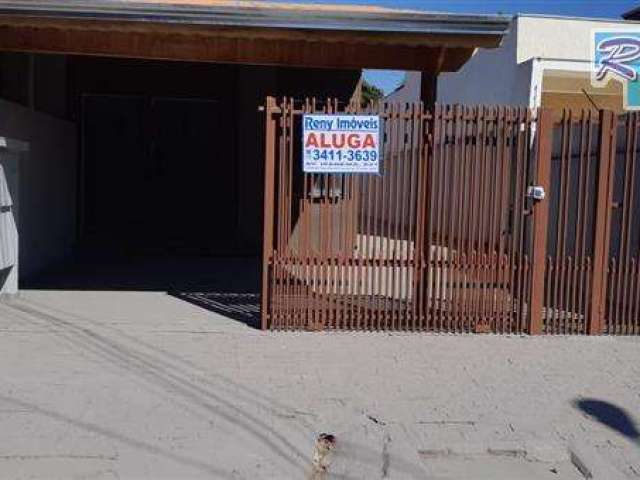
[0,1,509,296]
[437,14,639,114]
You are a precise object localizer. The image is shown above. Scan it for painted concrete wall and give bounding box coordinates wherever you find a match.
[516,15,637,64]
[437,19,532,106]
[438,15,638,107]
[385,72,421,103]
[0,99,76,279]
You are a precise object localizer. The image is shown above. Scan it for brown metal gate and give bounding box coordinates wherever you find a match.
[262,98,540,332]
[532,109,603,335]
[261,99,640,334]
[531,110,640,335]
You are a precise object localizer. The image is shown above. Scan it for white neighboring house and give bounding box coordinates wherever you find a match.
[438,14,640,113]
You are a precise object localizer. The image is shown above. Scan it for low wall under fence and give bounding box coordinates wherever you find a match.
[261,97,640,335]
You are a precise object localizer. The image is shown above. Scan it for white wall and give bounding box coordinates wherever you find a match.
[385,72,421,103]
[437,19,533,106]
[438,15,639,108]
[0,99,76,280]
[516,15,639,65]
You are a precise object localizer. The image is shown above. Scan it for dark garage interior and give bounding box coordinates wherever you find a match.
[78,58,245,258]
[74,56,359,260]
[1,52,360,323]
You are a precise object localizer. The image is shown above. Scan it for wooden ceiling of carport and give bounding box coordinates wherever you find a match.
[0,4,504,72]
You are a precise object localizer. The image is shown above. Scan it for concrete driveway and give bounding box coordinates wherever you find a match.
[0,289,639,479]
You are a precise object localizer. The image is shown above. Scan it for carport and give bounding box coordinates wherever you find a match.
[0,0,509,320]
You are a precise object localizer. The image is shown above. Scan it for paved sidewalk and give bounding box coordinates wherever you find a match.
[0,290,639,479]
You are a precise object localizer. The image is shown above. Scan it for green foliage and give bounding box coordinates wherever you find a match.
[361,80,384,106]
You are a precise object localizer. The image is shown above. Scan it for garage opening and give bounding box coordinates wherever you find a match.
[0,52,360,325]
[0,1,510,330]
[77,57,251,258]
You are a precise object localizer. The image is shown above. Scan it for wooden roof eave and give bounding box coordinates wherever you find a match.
[0,14,498,72]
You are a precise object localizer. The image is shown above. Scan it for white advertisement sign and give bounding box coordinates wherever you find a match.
[302,114,382,174]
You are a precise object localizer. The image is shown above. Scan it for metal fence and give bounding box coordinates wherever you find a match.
[261,98,640,334]
[541,110,600,334]
[604,112,640,334]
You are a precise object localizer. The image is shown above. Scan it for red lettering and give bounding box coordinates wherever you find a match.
[332,133,346,148]
[305,133,319,148]
[362,134,376,148]
[307,132,375,150]
[319,133,332,148]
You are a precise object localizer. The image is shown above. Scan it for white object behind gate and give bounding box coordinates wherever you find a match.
[0,138,28,295]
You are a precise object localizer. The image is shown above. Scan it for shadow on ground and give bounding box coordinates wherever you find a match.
[23,255,262,328]
[572,398,640,443]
